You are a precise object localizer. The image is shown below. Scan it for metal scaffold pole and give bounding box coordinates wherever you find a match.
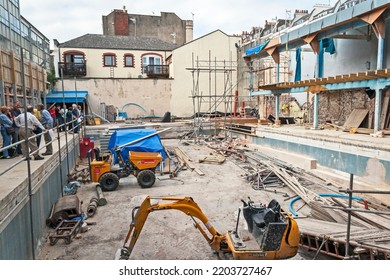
[187,51,237,141]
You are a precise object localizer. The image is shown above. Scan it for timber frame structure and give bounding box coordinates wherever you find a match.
[0,48,47,107]
[241,0,390,133]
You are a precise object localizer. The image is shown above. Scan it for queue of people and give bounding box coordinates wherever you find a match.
[0,102,83,160]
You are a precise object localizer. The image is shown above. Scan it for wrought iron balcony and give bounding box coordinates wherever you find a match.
[144,65,169,78]
[58,62,87,77]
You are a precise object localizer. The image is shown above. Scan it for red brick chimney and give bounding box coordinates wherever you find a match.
[114,8,129,36]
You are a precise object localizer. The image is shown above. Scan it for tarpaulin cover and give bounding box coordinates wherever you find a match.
[108,128,167,164]
[245,40,270,56]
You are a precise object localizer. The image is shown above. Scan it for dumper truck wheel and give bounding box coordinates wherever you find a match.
[99,172,120,191]
[137,170,156,188]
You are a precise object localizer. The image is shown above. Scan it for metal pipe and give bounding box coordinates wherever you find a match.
[313,93,319,130]
[377,35,384,70]
[233,90,238,117]
[56,125,63,196]
[345,173,353,259]
[374,86,382,132]
[74,76,78,107]
[234,207,241,237]
[339,189,390,194]
[116,127,172,150]
[21,47,36,260]
[275,94,280,120]
[322,205,390,215]
[61,68,70,175]
[374,34,385,132]
[312,39,323,130]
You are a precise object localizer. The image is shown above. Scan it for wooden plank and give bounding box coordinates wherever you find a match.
[380,95,390,129]
[343,109,369,129]
[386,106,390,129]
[175,147,205,176]
[329,123,347,131]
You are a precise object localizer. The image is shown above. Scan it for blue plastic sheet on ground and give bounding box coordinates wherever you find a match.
[107,128,167,164]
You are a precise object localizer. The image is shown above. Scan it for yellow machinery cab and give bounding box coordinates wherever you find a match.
[90,153,112,182]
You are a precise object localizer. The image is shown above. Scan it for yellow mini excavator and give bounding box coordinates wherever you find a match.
[118,196,300,260]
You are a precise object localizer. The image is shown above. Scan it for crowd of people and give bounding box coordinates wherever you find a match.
[0,101,82,160]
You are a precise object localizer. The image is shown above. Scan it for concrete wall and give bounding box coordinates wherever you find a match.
[60,78,172,119]
[60,47,172,79]
[103,10,192,46]
[0,137,78,259]
[170,30,240,117]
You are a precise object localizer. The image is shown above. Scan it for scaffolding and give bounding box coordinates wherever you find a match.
[186,51,237,141]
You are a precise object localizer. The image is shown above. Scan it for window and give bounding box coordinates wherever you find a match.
[62,51,86,75]
[103,53,116,67]
[124,54,134,67]
[63,51,85,64]
[141,53,162,73]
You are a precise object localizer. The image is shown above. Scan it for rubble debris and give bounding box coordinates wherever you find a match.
[67,165,91,184]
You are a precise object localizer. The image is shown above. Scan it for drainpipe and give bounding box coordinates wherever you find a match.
[374,35,385,132]
[275,63,281,121]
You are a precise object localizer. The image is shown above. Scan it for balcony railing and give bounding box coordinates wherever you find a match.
[144,65,169,78]
[58,62,87,77]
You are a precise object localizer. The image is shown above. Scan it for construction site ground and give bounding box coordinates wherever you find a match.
[37,131,388,260]
[36,136,361,261]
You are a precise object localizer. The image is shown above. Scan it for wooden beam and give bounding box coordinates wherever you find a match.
[303,33,320,54]
[358,7,387,25]
[306,85,328,92]
[10,52,16,84]
[266,47,280,64]
[359,7,387,38]
[380,95,390,129]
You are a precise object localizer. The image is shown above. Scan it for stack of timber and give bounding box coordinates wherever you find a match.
[174,147,205,176]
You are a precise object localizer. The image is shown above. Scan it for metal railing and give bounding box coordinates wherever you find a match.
[144,65,169,78]
[58,62,87,76]
[0,119,81,176]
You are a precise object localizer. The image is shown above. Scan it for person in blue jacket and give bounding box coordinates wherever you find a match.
[0,106,15,159]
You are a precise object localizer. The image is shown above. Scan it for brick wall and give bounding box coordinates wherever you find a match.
[315,89,377,127]
[114,11,129,36]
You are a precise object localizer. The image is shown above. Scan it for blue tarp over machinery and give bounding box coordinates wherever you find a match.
[90,128,167,191]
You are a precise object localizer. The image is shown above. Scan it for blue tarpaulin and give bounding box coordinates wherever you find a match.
[245,40,270,56]
[294,47,302,82]
[322,38,336,55]
[107,128,167,164]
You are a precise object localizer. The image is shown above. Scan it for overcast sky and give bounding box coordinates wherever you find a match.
[20,0,334,44]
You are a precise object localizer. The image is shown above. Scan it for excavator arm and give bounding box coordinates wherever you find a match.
[119,196,229,259]
[118,196,300,260]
